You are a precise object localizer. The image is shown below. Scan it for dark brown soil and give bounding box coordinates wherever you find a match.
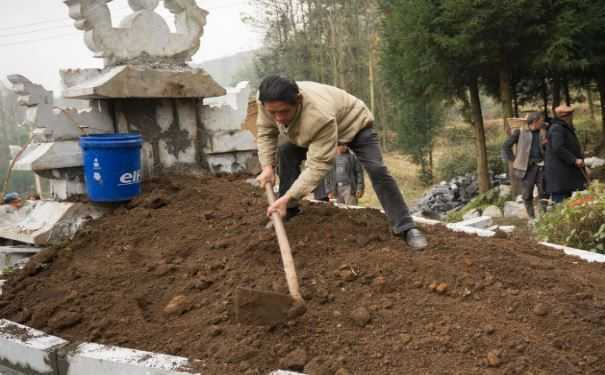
[2,175,605,374]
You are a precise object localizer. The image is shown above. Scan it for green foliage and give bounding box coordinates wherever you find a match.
[436,150,476,181]
[436,142,506,181]
[535,182,605,253]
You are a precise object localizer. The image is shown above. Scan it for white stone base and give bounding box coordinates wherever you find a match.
[62,343,199,375]
[0,319,68,375]
[0,201,106,245]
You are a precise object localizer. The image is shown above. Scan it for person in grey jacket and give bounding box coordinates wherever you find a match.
[323,145,365,205]
[502,112,547,218]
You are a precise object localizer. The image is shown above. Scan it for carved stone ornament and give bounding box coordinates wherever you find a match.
[64,0,208,66]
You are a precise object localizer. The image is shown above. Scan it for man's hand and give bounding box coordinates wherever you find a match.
[257,166,275,186]
[356,191,364,199]
[328,192,334,200]
[267,195,289,218]
[575,159,585,168]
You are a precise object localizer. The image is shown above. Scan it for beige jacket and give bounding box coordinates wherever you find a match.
[257,81,373,200]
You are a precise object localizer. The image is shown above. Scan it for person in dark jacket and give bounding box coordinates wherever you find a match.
[502,112,548,218]
[313,145,365,204]
[544,105,588,203]
[324,145,365,205]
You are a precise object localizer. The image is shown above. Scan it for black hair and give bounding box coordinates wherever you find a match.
[258,75,300,105]
[527,111,543,125]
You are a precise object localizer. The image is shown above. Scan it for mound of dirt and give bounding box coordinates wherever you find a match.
[1,175,605,374]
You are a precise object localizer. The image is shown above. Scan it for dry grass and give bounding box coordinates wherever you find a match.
[358,151,429,209]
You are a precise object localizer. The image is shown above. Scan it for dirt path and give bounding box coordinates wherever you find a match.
[1,175,604,374]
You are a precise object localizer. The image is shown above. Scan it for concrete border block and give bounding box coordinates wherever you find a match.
[445,224,496,238]
[540,242,605,263]
[0,319,68,375]
[60,342,200,375]
[448,216,493,229]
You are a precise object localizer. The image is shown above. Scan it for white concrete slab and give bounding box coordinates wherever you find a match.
[61,66,225,99]
[12,141,83,172]
[0,319,68,375]
[63,343,200,375]
[448,216,493,229]
[0,201,105,245]
[204,130,257,154]
[446,224,496,238]
[540,242,605,263]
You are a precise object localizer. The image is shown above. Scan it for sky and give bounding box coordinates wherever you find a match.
[0,0,263,92]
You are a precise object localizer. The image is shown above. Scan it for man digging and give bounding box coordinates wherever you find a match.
[255,76,428,250]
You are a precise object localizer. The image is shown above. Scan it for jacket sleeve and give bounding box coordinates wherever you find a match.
[501,129,520,161]
[550,124,579,166]
[353,155,364,193]
[286,119,338,200]
[256,101,280,168]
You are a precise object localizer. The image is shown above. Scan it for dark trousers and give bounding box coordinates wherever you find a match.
[521,164,547,218]
[278,127,416,233]
[551,192,572,203]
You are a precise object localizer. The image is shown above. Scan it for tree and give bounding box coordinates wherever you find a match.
[380,0,446,184]
[381,0,495,192]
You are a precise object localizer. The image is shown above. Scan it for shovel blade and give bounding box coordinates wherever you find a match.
[235,287,295,325]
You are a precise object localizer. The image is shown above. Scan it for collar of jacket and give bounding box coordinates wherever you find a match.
[284,99,304,129]
[551,118,575,132]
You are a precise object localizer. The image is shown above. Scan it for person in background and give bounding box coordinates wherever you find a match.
[502,112,548,219]
[2,192,23,211]
[325,144,364,205]
[544,105,588,203]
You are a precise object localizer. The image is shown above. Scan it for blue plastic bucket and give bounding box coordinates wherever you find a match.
[80,133,143,202]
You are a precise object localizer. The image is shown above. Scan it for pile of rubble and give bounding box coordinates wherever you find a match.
[416,173,508,218]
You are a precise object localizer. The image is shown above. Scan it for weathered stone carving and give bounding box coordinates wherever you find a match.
[6,75,113,200]
[64,0,207,66]
[7,75,113,143]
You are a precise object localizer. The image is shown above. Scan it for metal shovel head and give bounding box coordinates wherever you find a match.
[235,287,295,326]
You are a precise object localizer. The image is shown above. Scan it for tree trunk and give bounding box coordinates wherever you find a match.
[368,34,376,114]
[596,73,605,154]
[542,78,549,117]
[499,65,514,135]
[552,75,561,114]
[499,66,519,195]
[587,86,596,123]
[512,81,519,117]
[563,77,571,106]
[429,145,434,184]
[468,77,491,193]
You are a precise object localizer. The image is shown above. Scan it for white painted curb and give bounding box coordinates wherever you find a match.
[0,319,68,375]
[61,342,199,375]
[539,242,605,263]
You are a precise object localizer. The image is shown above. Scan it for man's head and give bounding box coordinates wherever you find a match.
[555,105,574,124]
[527,112,544,130]
[336,144,348,155]
[3,192,23,209]
[259,75,302,125]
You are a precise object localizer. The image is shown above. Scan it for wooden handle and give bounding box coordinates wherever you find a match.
[265,183,303,303]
